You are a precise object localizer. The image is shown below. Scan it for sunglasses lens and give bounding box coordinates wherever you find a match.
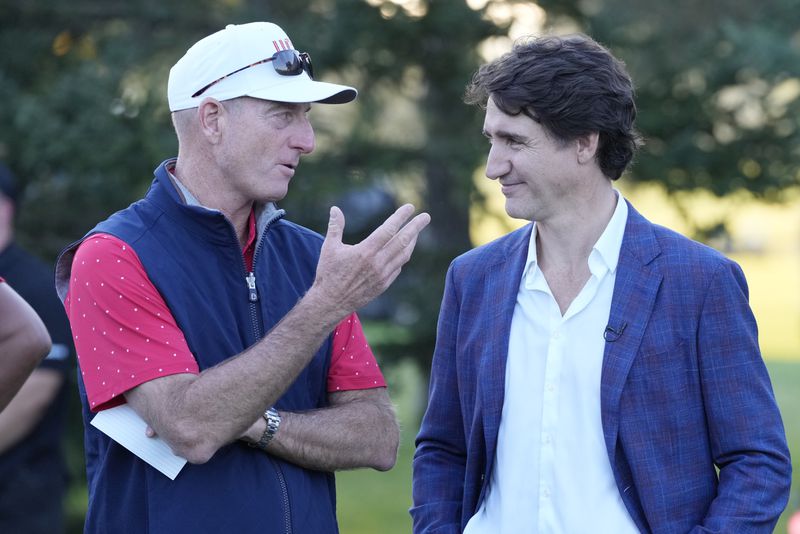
[272,50,313,79]
[272,50,301,75]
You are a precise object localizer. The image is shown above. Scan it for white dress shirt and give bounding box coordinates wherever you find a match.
[465,193,638,534]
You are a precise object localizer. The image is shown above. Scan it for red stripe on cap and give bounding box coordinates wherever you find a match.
[273,40,281,52]
[283,38,292,50]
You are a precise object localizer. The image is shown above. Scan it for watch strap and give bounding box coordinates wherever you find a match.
[249,407,281,451]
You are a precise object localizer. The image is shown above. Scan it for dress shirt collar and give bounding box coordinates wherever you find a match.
[522,191,628,288]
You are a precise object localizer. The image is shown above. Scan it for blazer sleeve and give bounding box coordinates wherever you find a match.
[691,260,791,533]
[411,264,467,534]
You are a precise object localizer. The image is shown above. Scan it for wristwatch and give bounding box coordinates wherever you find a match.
[249,407,281,451]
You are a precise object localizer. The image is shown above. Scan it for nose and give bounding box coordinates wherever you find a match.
[291,115,315,154]
[485,144,510,180]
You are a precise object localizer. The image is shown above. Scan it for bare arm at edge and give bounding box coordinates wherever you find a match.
[0,283,51,411]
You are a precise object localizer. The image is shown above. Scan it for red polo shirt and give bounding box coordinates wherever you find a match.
[65,215,385,412]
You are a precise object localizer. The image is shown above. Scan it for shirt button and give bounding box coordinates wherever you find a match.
[546,383,555,393]
[552,331,560,340]
[543,488,551,498]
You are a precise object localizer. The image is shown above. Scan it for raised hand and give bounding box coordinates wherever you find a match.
[311,204,431,319]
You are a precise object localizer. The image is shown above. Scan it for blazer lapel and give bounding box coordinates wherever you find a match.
[481,225,531,459]
[601,204,663,461]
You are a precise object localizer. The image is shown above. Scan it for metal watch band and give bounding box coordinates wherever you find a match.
[250,407,281,451]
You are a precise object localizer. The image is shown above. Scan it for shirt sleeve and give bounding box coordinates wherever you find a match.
[327,312,386,392]
[65,233,199,412]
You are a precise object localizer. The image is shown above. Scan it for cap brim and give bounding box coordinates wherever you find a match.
[246,76,357,105]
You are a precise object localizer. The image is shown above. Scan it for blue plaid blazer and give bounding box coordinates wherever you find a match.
[411,202,791,533]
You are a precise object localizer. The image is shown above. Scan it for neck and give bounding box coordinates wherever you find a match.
[172,155,253,247]
[535,182,617,272]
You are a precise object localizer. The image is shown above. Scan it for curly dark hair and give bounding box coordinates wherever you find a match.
[465,34,643,180]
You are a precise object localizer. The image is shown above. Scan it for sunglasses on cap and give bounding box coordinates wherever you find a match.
[191,49,314,98]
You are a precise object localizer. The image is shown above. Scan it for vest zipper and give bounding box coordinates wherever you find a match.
[241,209,284,342]
[246,272,258,302]
[244,209,291,531]
[269,457,293,534]
[245,271,261,341]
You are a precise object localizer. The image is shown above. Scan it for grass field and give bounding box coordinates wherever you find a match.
[337,362,422,533]
[773,361,800,533]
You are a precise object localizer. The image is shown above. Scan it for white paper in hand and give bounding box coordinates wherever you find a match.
[90,404,188,480]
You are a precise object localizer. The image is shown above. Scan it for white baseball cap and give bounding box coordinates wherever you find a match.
[168,22,357,112]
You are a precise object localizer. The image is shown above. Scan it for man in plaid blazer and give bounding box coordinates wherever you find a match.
[411,34,791,534]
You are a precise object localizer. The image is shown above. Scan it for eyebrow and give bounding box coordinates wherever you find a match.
[483,129,527,143]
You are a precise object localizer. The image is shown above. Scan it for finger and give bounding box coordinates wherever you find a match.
[382,212,431,257]
[380,227,423,276]
[323,206,345,247]
[361,204,416,249]
[377,214,429,277]
[384,232,420,272]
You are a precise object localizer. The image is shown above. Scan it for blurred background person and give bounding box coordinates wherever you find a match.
[0,162,75,534]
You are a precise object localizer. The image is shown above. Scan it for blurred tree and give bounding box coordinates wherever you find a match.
[0,0,240,255]
[3,1,799,530]
[535,0,800,234]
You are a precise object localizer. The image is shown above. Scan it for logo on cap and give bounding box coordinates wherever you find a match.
[273,39,293,52]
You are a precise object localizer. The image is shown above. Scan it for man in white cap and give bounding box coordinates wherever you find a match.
[55,22,430,533]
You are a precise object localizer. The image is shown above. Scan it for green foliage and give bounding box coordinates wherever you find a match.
[1,0,231,256]
[7,0,796,371]
[537,0,800,234]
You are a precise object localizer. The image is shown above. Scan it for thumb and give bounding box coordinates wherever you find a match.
[325,206,345,245]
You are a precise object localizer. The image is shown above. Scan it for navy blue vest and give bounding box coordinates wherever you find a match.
[57,160,338,534]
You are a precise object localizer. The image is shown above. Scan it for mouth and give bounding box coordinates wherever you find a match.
[499,181,522,194]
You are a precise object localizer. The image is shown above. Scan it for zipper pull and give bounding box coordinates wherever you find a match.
[245,272,259,302]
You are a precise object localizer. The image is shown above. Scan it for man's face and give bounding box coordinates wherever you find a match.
[218,97,315,204]
[482,98,580,223]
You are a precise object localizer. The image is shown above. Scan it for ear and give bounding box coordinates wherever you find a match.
[576,131,600,165]
[196,98,225,144]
